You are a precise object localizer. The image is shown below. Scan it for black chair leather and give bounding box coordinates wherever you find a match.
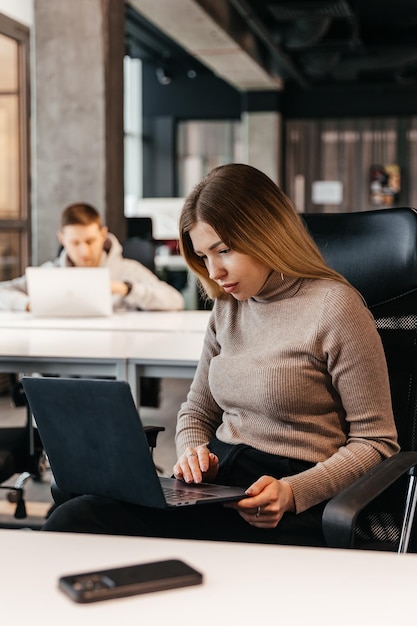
[303,207,417,552]
[122,236,161,408]
[303,208,417,317]
[122,237,156,274]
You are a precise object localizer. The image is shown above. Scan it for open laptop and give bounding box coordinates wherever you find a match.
[25,266,113,317]
[21,377,247,508]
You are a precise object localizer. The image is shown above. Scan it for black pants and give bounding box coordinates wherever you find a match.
[42,439,328,547]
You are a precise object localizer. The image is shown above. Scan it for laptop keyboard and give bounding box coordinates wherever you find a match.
[163,487,217,502]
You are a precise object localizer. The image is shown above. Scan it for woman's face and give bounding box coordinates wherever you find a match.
[189,221,271,300]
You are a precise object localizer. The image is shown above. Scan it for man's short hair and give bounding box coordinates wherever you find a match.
[61,203,103,228]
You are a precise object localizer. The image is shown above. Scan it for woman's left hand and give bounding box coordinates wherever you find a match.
[226,475,295,528]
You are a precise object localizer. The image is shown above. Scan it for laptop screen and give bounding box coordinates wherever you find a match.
[26,266,113,317]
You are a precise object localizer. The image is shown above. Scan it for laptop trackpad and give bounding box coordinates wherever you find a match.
[160,477,247,507]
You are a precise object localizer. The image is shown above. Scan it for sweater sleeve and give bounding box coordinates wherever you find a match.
[0,274,30,311]
[175,313,223,456]
[0,259,70,312]
[283,285,399,513]
[113,258,185,311]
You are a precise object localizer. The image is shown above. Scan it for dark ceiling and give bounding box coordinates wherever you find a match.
[126,0,417,91]
[227,0,417,89]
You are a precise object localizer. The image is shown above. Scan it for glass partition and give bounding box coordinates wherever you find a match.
[177,120,242,197]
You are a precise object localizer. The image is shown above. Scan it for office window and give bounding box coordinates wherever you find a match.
[124,55,142,204]
[176,120,242,197]
[0,15,30,280]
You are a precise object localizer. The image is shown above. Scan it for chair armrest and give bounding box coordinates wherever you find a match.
[0,472,31,519]
[143,425,165,450]
[322,451,417,548]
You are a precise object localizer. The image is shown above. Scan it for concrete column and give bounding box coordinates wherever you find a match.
[33,0,124,263]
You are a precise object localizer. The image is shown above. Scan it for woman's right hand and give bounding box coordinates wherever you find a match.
[173,444,219,484]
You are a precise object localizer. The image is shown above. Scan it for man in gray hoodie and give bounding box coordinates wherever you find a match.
[0,202,184,312]
[0,202,185,408]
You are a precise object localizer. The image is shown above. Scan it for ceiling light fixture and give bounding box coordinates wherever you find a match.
[156,66,172,85]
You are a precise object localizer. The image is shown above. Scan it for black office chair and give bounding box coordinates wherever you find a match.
[303,207,417,552]
[126,217,154,241]
[122,237,156,275]
[122,234,162,408]
[123,216,156,273]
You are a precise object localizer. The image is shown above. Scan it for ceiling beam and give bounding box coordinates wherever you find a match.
[127,0,283,91]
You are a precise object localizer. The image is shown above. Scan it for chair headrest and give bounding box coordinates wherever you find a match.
[302,208,417,313]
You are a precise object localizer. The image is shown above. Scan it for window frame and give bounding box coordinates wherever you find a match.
[0,12,31,276]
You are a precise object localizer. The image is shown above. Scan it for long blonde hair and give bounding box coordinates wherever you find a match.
[179,163,350,299]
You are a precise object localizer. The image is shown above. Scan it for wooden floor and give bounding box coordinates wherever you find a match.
[0,377,191,528]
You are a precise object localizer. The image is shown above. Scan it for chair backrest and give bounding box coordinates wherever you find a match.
[122,237,156,274]
[126,217,153,241]
[303,208,417,452]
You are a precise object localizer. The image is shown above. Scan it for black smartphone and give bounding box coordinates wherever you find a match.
[58,559,203,603]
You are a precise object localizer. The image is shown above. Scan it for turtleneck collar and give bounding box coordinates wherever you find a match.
[251,270,303,303]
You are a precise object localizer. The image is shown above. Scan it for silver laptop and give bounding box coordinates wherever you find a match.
[21,377,247,508]
[26,266,113,317]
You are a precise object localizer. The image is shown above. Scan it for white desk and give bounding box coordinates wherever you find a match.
[0,311,208,409]
[125,330,204,396]
[2,529,416,625]
[0,309,211,333]
[0,326,205,403]
[0,327,128,380]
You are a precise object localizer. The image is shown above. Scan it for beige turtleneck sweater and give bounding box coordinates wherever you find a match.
[175,272,399,513]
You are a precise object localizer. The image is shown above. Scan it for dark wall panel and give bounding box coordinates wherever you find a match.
[142,62,241,120]
[283,84,417,119]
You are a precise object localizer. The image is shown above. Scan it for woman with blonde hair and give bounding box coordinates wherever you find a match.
[43,164,398,546]
[179,162,349,298]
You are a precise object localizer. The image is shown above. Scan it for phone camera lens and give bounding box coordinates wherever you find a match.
[72,575,114,592]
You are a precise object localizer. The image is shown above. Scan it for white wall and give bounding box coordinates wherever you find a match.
[0,0,33,26]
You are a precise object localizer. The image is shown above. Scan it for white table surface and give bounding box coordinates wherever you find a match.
[0,326,205,402]
[0,309,211,332]
[0,311,208,385]
[0,327,128,380]
[0,311,207,407]
[0,327,204,362]
[2,529,416,625]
